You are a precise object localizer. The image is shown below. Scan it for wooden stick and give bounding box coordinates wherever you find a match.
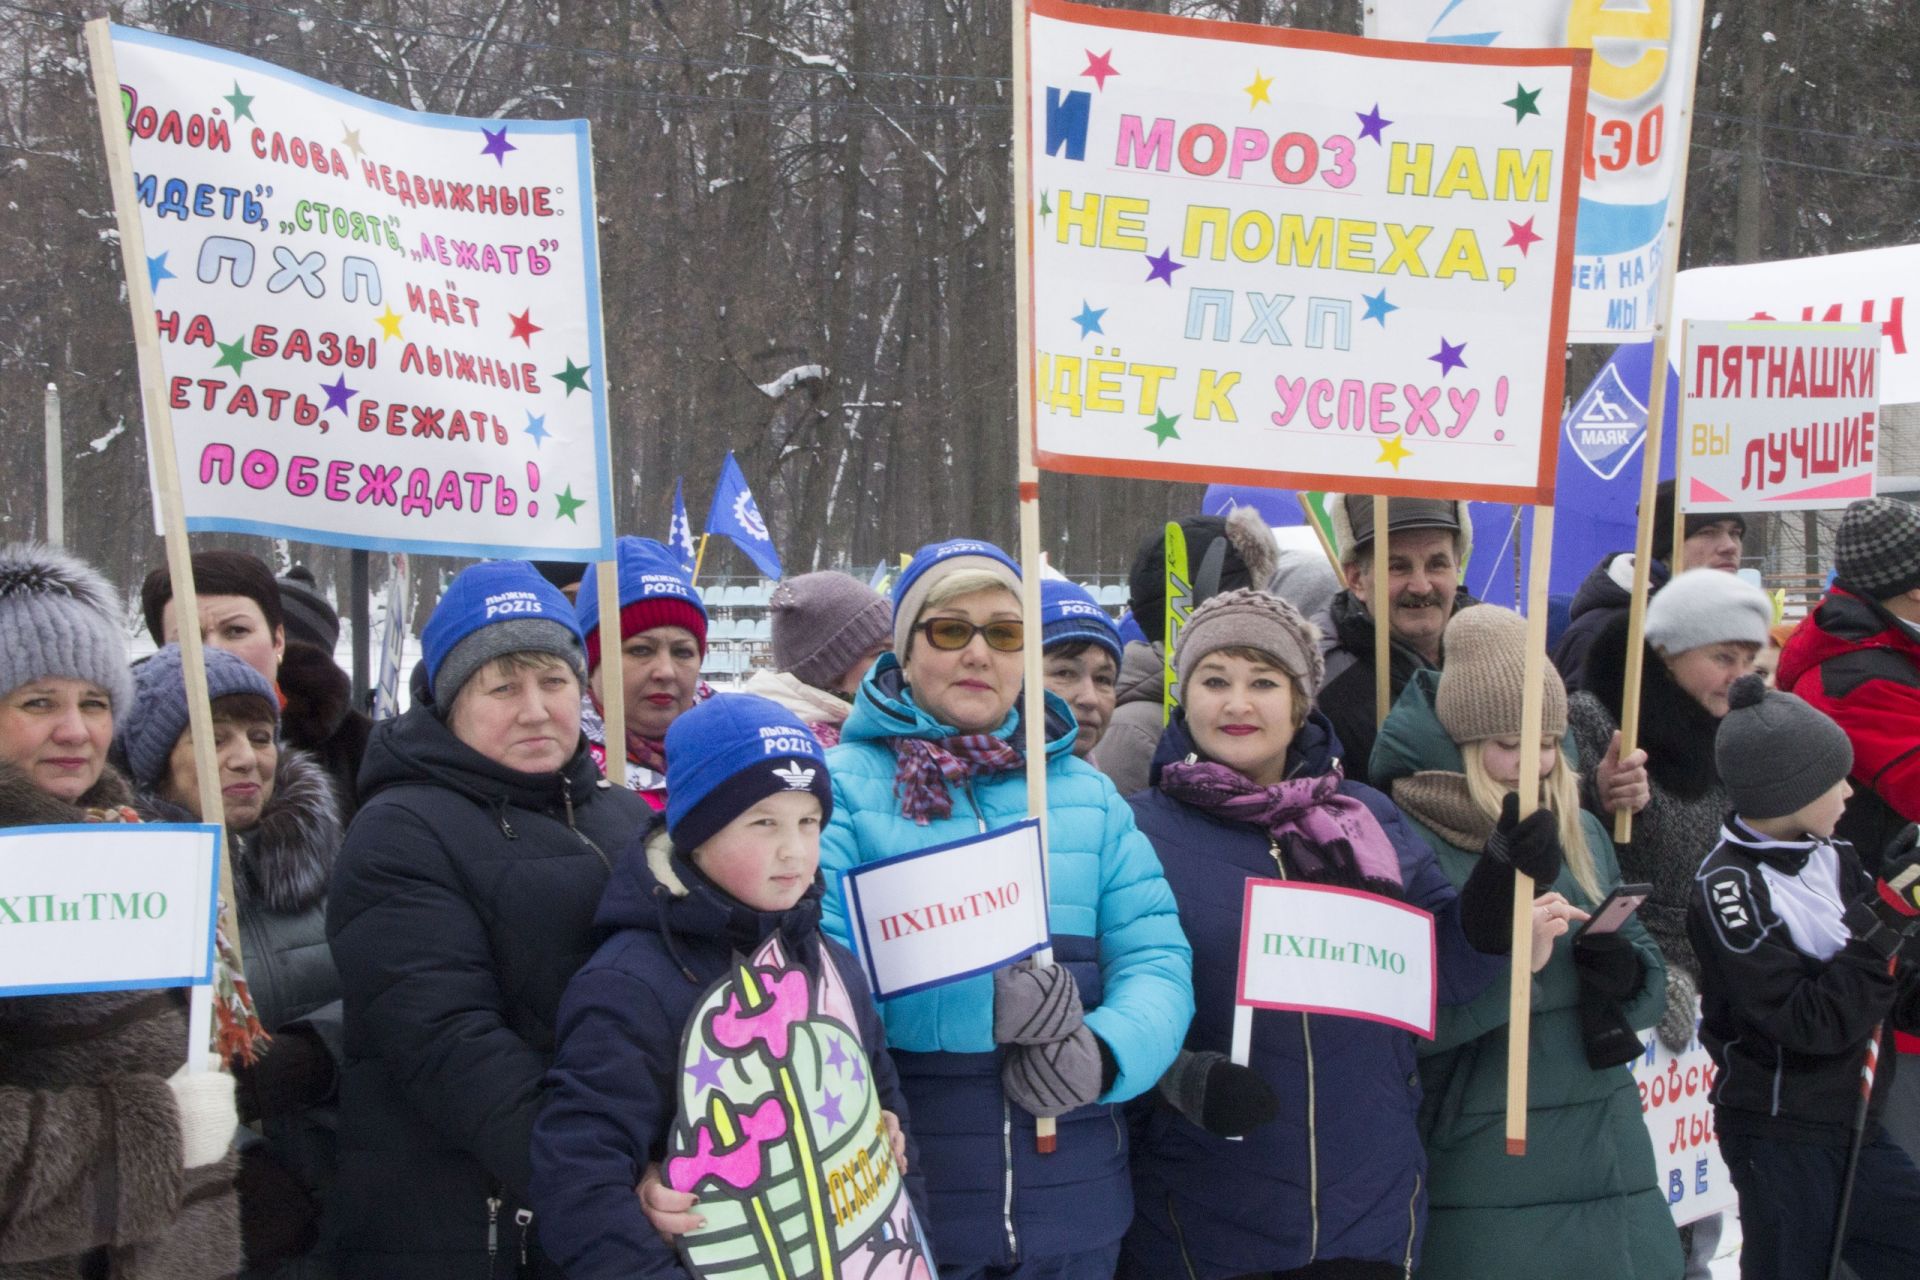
[595,560,625,781]
[691,532,710,586]
[1010,0,1056,1156]
[1612,0,1707,845]
[86,19,241,1071]
[1372,495,1391,730]
[1506,504,1557,1156]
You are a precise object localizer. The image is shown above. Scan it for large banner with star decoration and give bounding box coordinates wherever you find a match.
[1022,0,1586,504]
[106,25,615,560]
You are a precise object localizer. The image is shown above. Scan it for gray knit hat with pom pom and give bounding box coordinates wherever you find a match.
[1715,674,1854,820]
[0,543,134,725]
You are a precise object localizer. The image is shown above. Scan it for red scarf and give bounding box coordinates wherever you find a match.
[890,734,1025,825]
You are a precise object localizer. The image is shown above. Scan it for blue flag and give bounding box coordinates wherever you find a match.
[704,452,783,580]
[668,478,698,575]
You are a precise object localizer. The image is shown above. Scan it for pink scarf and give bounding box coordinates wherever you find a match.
[1157,760,1404,897]
[890,734,1025,825]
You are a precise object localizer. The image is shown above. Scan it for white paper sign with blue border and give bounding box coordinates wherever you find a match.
[108,24,615,561]
[0,823,222,998]
[842,819,1052,1000]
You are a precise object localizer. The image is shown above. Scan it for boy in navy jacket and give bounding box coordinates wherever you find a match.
[531,694,926,1279]
[1689,675,1920,1280]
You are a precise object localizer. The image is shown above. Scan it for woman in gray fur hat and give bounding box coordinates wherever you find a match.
[0,543,241,1279]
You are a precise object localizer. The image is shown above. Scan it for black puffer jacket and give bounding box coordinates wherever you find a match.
[325,665,649,1280]
[278,642,371,821]
[1312,587,1477,787]
[1551,553,1670,693]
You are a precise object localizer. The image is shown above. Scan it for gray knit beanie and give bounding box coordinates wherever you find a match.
[435,618,587,716]
[1176,589,1324,693]
[1644,568,1772,654]
[1835,497,1920,601]
[0,543,134,726]
[119,643,279,790]
[771,572,892,690]
[1715,674,1854,820]
[1435,606,1568,744]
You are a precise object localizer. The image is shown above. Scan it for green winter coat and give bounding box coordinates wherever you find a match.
[1371,671,1682,1280]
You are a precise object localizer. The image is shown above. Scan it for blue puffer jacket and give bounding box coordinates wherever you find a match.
[1121,711,1507,1280]
[819,655,1193,1271]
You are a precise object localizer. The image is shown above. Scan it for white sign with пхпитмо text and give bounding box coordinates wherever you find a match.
[0,823,222,998]
[842,819,1051,1000]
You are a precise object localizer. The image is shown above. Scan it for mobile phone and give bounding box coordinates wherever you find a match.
[1575,883,1654,939]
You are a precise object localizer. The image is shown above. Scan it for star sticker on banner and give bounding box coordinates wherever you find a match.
[1145,408,1181,446]
[1244,70,1273,109]
[553,358,591,395]
[1361,288,1397,326]
[814,1090,846,1132]
[213,336,256,376]
[524,412,550,447]
[1503,83,1541,123]
[1082,49,1117,90]
[824,1037,848,1075]
[146,252,174,293]
[684,1047,725,1092]
[508,308,541,346]
[1429,337,1468,378]
[375,306,404,341]
[1038,189,1053,221]
[1504,216,1543,256]
[1355,103,1392,144]
[1144,247,1183,285]
[553,485,586,522]
[340,123,365,161]
[480,124,516,165]
[319,374,357,414]
[1377,437,1414,471]
[1072,301,1107,338]
[222,82,255,122]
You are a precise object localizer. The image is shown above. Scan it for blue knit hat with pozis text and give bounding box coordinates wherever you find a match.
[574,536,708,667]
[665,693,834,854]
[1040,578,1122,666]
[890,538,1022,656]
[421,560,586,712]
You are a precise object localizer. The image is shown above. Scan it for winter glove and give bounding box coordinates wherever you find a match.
[993,958,1085,1046]
[1656,966,1700,1054]
[1458,794,1565,954]
[1156,1049,1278,1138]
[1001,1025,1103,1119]
[232,1024,337,1124]
[1571,931,1647,1069]
[1845,825,1920,962]
[167,1066,238,1169]
[237,1143,320,1265]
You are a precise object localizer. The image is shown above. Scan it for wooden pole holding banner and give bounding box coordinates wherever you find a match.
[595,561,625,781]
[1372,496,1391,730]
[1612,0,1707,845]
[1506,504,1556,1155]
[85,18,241,1072]
[1011,0,1058,1156]
[691,533,711,587]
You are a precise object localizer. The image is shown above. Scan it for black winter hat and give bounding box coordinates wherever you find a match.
[1648,479,1746,555]
[1126,508,1278,645]
[1715,674,1853,820]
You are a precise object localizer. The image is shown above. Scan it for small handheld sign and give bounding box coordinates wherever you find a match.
[842,820,1051,1001]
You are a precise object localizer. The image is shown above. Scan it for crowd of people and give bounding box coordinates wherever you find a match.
[3,489,1920,1280]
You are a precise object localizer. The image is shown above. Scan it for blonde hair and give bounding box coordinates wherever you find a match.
[1460,740,1602,903]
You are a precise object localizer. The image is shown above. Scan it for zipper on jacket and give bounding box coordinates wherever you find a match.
[485,1194,501,1276]
[1270,840,1321,1261]
[1401,1171,1422,1278]
[515,1207,534,1276]
[961,777,989,835]
[559,775,612,871]
[1000,1095,1020,1261]
[1165,1193,1203,1280]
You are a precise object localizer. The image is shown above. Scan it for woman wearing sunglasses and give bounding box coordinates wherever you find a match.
[815,538,1194,1280]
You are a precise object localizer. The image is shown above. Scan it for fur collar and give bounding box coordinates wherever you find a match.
[1223,505,1280,593]
[1583,612,1723,799]
[0,760,136,828]
[138,751,343,914]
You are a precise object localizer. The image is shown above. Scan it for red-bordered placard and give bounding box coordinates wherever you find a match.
[1234,878,1438,1039]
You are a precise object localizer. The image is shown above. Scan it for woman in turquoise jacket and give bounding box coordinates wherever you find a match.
[1371,606,1680,1280]
[818,538,1193,1280]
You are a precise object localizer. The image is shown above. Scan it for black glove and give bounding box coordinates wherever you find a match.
[237,1144,320,1266]
[1572,931,1643,1001]
[1572,932,1646,1069]
[1484,792,1564,883]
[1458,795,1564,955]
[1846,825,1920,961]
[1156,1049,1278,1138]
[232,1024,337,1125]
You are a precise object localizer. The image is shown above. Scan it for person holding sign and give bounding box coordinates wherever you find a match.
[0,543,242,1278]
[1120,589,1553,1280]
[325,561,649,1279]
[575,537,713,807]
[818,538,1192,1280]
[1372,605,1677,1280]
[121,644,347,1277]
[532,694,927,1277]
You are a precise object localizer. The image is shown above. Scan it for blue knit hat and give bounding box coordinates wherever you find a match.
[120,643,278,790]
[421,561,585,712]
[1040,579,1122,665]
[891,538,1022,655]
[574,537,708,668]
[665,694,834,854]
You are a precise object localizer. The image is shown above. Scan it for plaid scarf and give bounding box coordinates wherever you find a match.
[891,734,1025,825]
[1157,760,1404,898]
